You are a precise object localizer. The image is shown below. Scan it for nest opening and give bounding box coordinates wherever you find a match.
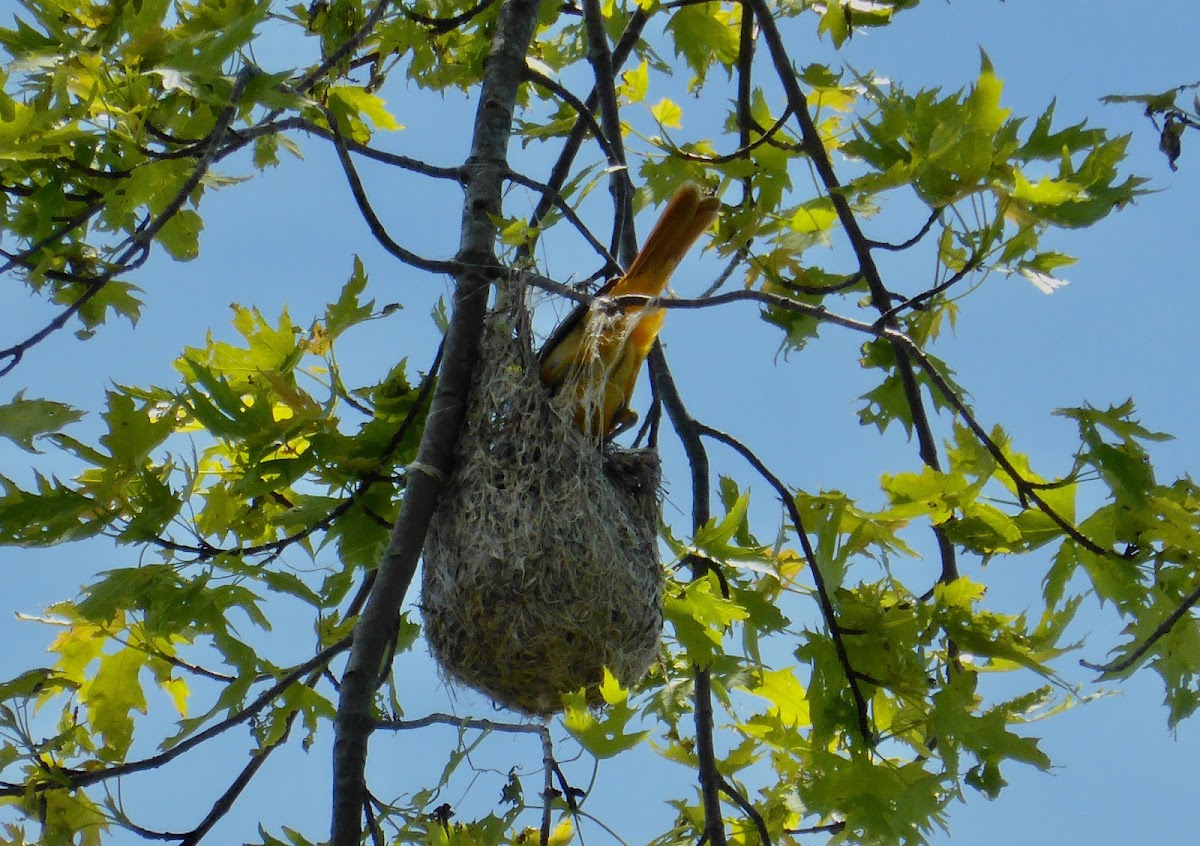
[421,294,664,716]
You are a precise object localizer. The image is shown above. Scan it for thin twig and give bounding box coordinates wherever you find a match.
[872,253,984,327]
[505,171,619,268]
[377,713,548,736]
[697,423,874,745]
[376,714,557,845]
[294,0,398,94]
[178,708,300,846]
[718,776,772,846]
[0,637,352,798]
[579,0,635,264]
[786,820,846,836]
[323,106,461,275]
[1081,579,1200,674]
[678,109,795,166]
[297,118,464,181]
[540,724,555,846]
[518,8,649,263]
[699,248,749,298]
[403,0,498,32]
[866,207,942,252]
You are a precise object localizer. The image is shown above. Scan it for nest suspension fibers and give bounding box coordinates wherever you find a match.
[421,298,664,716]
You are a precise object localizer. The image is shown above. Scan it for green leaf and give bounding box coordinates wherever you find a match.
[0,668,77,701]
[746,667,811,728]
[52,280,145,330]
[1011,170,1087,206]
[84,647,149,760]
[664,574,749,666]
[327,85,403,142]
[156,209,204,261]
[322,257,376,342]
[100,391,175,466]
[650,97,683,129]
[817,1,849,47]
[0,392,83,453]
[664,3,740,90]
[0,472,102,546]
[788,197,838,236]
[563,669,647,757]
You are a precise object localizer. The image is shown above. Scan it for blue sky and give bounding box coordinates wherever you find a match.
[1,0,1198,843]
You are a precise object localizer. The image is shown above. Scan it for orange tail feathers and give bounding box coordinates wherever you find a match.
[610,183,722,298]
[539,183,720,439]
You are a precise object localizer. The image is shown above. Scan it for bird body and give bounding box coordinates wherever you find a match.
[539,184,720,438]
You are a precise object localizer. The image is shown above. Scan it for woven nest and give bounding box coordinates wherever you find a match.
[421,296,664,716]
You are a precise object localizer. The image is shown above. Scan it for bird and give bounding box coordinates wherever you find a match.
[538,183,720,439]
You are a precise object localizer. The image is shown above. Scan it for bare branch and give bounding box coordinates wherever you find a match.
[718,776,773,846]
[699,247,750,298]
[678,109,795,166]
[872,253,984,327]
[377,713,548,736]
[177,708,300,846]
[403,0,498,33]
[323,106,462,275]
[786,820,847,836]
[520,8,649,259]
[297,118,464,181]
[293,0,399,96]
[505,171,619,268]
[866,207,943,252]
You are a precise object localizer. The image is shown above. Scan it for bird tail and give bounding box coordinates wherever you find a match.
[614,183,721,298]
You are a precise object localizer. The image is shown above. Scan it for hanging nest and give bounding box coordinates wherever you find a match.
[421,293,664,716]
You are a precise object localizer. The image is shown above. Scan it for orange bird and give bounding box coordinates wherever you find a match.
[539,183,720,439]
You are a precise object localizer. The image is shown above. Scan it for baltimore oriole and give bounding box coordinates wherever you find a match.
[539,184,720,439]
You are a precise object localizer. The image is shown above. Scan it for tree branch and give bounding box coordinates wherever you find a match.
[872,252,984,327]
[1081,579,1200,674]
[293,0,399,95]
[718,775,772,846]
[323,106,462,275]
[523,68,621,169]
[504,171,619,268]
[519,8,649,260]
[0,637,351,798]
[866,206,943,252]
[579,0,636,263]
[648,345,728,846]
[297,117,464,181]
[402,0,498,33]
[744,0,961,595]
[329,0,542,841]
[697,423,874,745]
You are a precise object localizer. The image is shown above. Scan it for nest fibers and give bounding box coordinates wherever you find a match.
[421,295,664,716]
